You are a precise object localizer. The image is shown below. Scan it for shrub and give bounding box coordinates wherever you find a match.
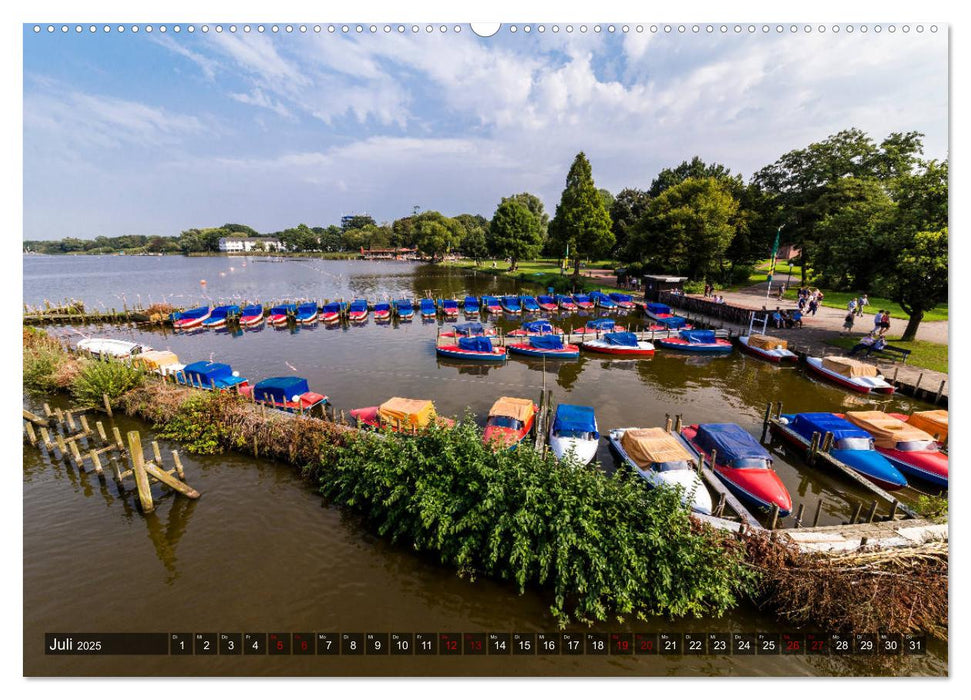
[318,417,753,625]
[70,358,145,407]
[23,328,76,393]
[156,392,234,454]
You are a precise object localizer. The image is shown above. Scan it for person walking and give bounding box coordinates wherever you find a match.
[879,310,892,337]
[873,310,884,335]
[842,311,855,334]
[808,298,819,316]
[847,298,857,315]
[856,294,868,316]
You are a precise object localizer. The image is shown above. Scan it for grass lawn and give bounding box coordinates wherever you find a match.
[445,259,632,294]
[825,335,948,374]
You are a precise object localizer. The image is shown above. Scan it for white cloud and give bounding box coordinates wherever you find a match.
[228,88,293,119]
[152,36,219,80]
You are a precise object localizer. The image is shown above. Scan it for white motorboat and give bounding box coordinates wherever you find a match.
[77,338,151,359]
[548,404,600,465]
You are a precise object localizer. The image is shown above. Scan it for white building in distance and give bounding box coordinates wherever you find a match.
[218,237,286,253]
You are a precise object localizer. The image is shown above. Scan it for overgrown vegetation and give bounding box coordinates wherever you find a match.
[316,417,754,626]
[912,494,948,523]
[22,329,72,394]
[71,359,145,407]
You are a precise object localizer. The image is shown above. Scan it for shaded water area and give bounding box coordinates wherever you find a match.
[23,256,947,676]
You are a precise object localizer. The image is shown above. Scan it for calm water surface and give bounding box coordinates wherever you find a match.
[23,256,947,676]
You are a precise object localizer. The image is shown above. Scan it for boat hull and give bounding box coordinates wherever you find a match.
[435,346,507,362]
[656,338,733,354]
[581,339,655,356]
[805,357,894,394]
[738,337,798,363]
[876,449,948,489]
[239,314,264,327]
[507,344,580,360]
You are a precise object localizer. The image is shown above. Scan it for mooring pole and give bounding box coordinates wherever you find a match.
[794,503,805,528]
[812,499,823,527]
[850,502,863,525]
[126,431,154,513]
[809,432,821,465]
[102,393,113,417]
[761,402,772,442]
[768,504,780,530]
[865,500,878,523]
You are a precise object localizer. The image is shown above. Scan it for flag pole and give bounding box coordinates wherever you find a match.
[765,225,784,300]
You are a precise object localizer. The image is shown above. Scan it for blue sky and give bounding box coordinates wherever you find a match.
[23,23,948,239]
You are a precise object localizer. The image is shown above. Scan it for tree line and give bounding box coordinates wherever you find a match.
[24,128,946,339]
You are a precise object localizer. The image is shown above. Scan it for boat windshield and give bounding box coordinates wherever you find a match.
[490,416,524,431]
[732,457,770,469]
[654,460,691,472]
[895,439,937,452]
[836,437,874,451]
[555,429,593,440]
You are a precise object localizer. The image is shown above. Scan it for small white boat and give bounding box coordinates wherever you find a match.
[608,427,712,514]
[77,338,151,359]
[738,334,798,363]
[133,350,185,377]
[806,356,894,394]
[548,404,600,465]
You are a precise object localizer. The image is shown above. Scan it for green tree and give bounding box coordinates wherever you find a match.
[221,223,260,236]
[629,177,738,280]
[609,188,651,257]
[411,211,463,261]
[887,228,948,341]
[488,199,544,270]
[454,214,489,262]
[548,152,614,276]
[649,156,738,197]
[341,214,376,231]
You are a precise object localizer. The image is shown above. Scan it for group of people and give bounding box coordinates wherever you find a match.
[766,306,803,329]
[796,287,825,316]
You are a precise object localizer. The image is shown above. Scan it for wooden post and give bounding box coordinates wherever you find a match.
[24,421,37,445]
[914,372,923,397]
[54,407,64,425]
[775,401,783,419]
[127,431,155,513]
[96,421,108,443]
[821,431,834,453]
[55,434,68,460]
[761,402,772,442]
[253,436,259,458]
[812,499,822,527]
[888,499,899,521]
[850,502,863,525]
[892,366,899,386]
[65,411,77,432]
[112,426,125,451]
[39,427,53,450]
[935,380,946,405]
[89,450,104,475]
[79,415,90,434]
[715,494,726,518]
[171,451,185,480]
[664,414,672,433]
[768,503,780,530]
[69,439,83,466]
[809,432,821,465]
[794,503,805,528]
[709,449,717,470]
[674,414,683,433]
[143,462,200,499]
[860,536,868,548]
[43,403,52,418]
[102,393,113,417]
[151,441,163,465]
[865,500,878,523]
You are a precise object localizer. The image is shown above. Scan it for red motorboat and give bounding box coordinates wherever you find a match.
[483,397,537,450]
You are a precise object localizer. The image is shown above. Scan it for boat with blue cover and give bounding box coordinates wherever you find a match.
[578,318,626,336]
[537,295,558,311]
[608,292,637,309]
[549,404,600,465]
[507,319,563,336]
[373,301,392,321]
[590,291,617,309]
[394,299,415,320]
[680,423,792,516]
[643,302,692,330]
[178,361,248,391]
[439,322,496,339]
[441,299,460,318]
[239,376,328,412]
[500,295,522,314]
[582,331,655,356]
[773,412,908,490]
[202,305,240,329]
[482,296,502,315]
[420,298,438,318]
[843,411,947,489]
[436,335,507,362]
[520,295,541,313]
[573,294,594,310]
[267,304,296,326]
[507,334,580,360]
[656,329,733,354]
[295,302,320,324]
[319,301,343,323]
[463,296,480,316]
[556,294,577,311]
[348,299,369,322]
[172,305,211,330]
[238,304,265,327]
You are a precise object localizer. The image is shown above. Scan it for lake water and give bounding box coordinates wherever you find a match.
[22,255,947,676]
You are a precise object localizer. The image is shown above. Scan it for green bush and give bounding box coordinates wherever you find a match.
[318,418,753,625]
[23,342,67,393]
[157,392,233,454]
[70,358,145,407]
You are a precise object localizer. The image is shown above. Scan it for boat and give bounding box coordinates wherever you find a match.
[483,396,537,450]
[238,304,265,327]
[573,294,594,310]
[267,304,296,326]
[350,397,455,433]
[441,299,460,318]
[482,296,503,315]
[537,295,558,311]
[656,329,733,354]
[239,376,328,413]
[463,296,480,316]
[439,321,496,338]
[548,404,600,465]
[643,302,681,323]
[507,334,580,360]
[373,301,392,321]
[590,291,617,309]
[319,301,342,324]
[738,333,798,363]
[577,317,625,336]
[347,299,369,322]
[520,295,541,313]
[582,331,655,356]
[132,350,184,377]
[805,356,894,394]
[201,305,240,329]
[435,335,507,362]
[774,413,908,490]
[172,305,211,330]
[77,338,152,359]
[681,423,792,516]
[555,294,577,311]
[507,319,562,336]
[500,295,522,314]
[394,299,415,320]
[608,427,712,514]
[608,292,637,309]
[420,298,437,318]
[648,315,691,332]
[893,410,948,446]
[178,361,248,391]
[843,411,948,488]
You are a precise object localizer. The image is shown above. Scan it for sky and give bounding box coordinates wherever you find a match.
[22,22,948,240]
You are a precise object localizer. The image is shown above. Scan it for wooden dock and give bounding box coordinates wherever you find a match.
[782,518,946,553]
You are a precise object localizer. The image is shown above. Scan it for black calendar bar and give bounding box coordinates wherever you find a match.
[43,632,928,655]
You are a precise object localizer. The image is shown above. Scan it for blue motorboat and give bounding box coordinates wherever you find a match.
[179,361,248,390]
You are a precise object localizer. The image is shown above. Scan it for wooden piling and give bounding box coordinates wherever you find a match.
[65,411,77,432]
[253,435,259,458]
[812,499,822,527]
[664,414,673,432]
[935,380,946,405]
[126,431,155,513]
[54,407,64,424]
[69,439,83,465]
[715,494,726,518]
[850,502,863,525]
[102,393,113,417]
[24,421,37,445]
[775,401,783,419]
[79,415,90,434]
[761,402,773,442]
[112,426,125,451]
[888,499,899,521]
[39,427,53,449]
[55,434,68,460]
[808,431,821,465]
[866,500,878,523]
[674,414,683,433]
[172,451,185,480]
[892,366,899,386]
[794,503,805,528]
[914,372,923,397]
[143,462,200,499]
[821,431,834,453]
[96,421,108,443]
[151,441,163,464]
[768,503,780,530]
[43,403,52,418]
[89,450,103,475]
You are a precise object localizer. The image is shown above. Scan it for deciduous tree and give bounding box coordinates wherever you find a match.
[548,152,614,276]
